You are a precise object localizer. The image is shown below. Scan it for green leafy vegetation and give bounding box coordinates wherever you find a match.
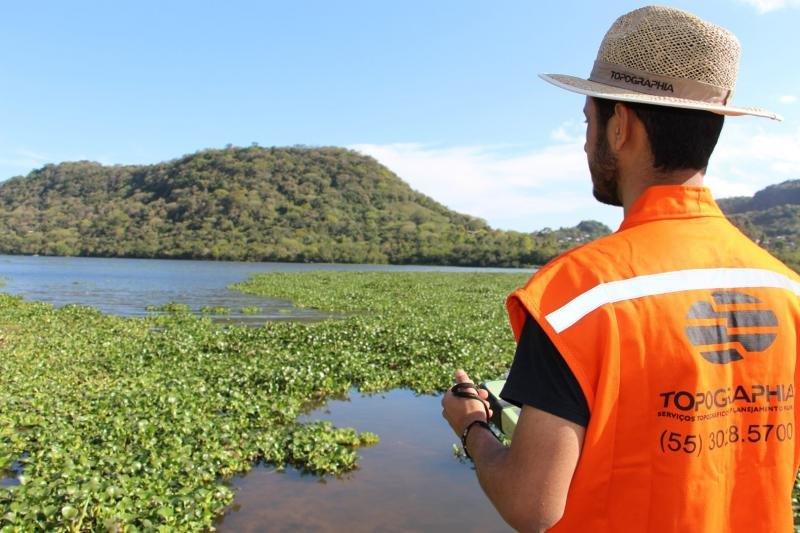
[0,145,609,267]
[0,272,527,530]
[718,180,800,271]
[718,180,800,215]
[144,302,191,314]
[199,306,231,315]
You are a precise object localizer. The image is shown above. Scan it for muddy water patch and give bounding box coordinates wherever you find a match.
[218,389,509,532]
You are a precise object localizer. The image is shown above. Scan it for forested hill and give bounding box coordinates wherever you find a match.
[718,180,800,270]
[0,146,610,267]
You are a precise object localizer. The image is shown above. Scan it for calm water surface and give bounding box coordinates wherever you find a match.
[0,255,526,530]
[218,390,510,532]
[0,255,531,324]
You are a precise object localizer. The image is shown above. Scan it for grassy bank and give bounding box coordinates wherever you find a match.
[0,272,526,530]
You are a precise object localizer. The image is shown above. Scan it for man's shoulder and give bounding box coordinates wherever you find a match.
[530,232,627,285]
[513,233,624,310]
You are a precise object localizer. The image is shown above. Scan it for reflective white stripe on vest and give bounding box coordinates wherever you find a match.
[545,268,800,334]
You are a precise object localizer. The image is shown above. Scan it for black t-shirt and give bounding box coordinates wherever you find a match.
[500,314,590,427]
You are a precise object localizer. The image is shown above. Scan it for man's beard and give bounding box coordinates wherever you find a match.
[588,131,622,207]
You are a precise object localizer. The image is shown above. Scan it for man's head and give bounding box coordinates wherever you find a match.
[540,6,779,208]
[584,97,726,206]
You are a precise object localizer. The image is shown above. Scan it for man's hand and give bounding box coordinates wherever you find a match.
[441,369,493,436]
[441,369,585,531]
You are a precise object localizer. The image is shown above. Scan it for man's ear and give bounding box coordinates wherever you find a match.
[610,102,632,151]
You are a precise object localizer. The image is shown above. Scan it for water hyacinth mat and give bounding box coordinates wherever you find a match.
[0,272,526,530]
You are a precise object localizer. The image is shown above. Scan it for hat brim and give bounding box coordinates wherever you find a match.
[540,73,782,121]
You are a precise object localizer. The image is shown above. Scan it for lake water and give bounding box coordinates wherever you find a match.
[0,254,526,531]
[218,390,509,532]
[0,255,530,324]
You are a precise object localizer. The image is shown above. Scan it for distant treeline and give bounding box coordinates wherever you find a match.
[718,180,800,271]
[0,146,610,267]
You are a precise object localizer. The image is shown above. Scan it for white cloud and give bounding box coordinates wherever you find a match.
[738,0,800,12]
[350,124,623,231]
[351,119,800,232]
[0,148,50,170]
[707,122,800,197]
[779,95,798,104]
[549,121,585,144]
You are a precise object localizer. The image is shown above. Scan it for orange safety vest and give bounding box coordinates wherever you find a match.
[507,186,800,532]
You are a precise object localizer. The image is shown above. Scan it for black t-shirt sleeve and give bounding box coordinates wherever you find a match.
[500,314,590,427]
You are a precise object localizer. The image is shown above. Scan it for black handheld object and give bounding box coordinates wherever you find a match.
[479,380,520,438]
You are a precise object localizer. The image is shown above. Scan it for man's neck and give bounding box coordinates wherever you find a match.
[621,169,705,217]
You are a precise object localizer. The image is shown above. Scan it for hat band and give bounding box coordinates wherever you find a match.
[589,60,732,105]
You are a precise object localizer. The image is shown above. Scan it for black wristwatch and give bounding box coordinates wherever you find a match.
[461,419,492,460]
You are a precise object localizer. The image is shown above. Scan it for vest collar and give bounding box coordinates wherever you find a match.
[618,185,724,231]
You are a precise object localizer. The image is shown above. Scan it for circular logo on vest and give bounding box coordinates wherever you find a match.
[685,290,778,364]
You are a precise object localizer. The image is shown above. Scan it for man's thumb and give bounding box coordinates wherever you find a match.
[454,369,471,383]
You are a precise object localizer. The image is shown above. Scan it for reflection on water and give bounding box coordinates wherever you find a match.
[0,476,18,487]
[0,475,19,487]
[1,459,24,488]
[0,255,532,324]
[218,390,510,532]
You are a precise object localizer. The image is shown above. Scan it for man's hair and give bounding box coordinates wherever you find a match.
[593,97,724,172]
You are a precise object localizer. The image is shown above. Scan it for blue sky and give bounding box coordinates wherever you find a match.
[1,0,799,231]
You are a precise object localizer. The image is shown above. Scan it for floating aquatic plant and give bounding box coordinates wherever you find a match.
[0,272,526,530]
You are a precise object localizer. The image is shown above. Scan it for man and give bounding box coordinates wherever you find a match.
[442,6,800,532]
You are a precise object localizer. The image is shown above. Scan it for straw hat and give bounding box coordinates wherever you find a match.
[541,5,780,120]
